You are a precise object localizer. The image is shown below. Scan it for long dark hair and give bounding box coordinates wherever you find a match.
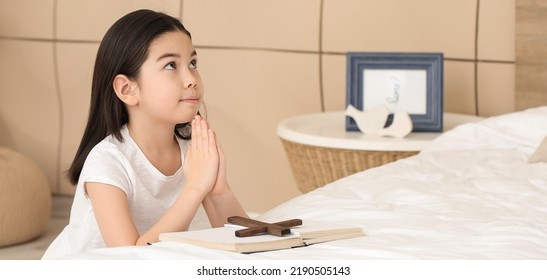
[67,9,192,185]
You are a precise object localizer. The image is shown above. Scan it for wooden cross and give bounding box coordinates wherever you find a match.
[227,216,302,237]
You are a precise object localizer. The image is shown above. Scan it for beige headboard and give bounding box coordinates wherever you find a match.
[0,0,525,212]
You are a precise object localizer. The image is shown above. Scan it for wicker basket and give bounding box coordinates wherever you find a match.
[280,139,417,193]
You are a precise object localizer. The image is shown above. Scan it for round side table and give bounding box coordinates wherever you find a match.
[277,112,484,193]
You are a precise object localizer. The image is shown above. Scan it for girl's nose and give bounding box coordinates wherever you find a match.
[184,72,198,89]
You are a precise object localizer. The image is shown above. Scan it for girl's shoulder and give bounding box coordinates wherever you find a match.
[80,130,136,194]
[90,125,136,155]
[85,127,138,170]
[89,133,128,158]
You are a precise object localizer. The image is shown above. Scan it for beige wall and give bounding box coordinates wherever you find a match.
[0,0,516,212]
[516,0,547,110]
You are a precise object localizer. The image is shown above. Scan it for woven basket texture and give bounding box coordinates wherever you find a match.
[281,139,417,193]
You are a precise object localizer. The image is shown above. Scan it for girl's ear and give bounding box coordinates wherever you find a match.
[113,74,139,105]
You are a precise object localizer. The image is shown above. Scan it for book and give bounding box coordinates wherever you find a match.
[158,221,365,253]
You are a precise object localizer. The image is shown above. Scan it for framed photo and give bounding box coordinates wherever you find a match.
[346,52,443,132]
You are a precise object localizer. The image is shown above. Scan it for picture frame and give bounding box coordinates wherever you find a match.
[346,52,443,132]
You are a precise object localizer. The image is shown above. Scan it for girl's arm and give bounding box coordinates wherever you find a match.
[86,181,207,246]
[202,183,248,228]
[202,138,248,227]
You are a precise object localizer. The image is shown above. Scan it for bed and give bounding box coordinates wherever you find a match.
[62,106,547,260]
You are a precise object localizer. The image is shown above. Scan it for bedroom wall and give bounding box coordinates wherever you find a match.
[516,0,547,110]
[0,0,515,212]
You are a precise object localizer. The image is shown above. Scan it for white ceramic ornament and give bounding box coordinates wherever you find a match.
[346,104,413,138]
[377,110,413,138]
[345,104,389,136]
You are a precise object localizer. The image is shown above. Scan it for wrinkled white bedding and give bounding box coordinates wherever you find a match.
[63,107,547,259]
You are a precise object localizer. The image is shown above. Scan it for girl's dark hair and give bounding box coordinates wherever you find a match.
[67,9,192,185]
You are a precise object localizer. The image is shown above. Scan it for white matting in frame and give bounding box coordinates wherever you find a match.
[362,69,427,114]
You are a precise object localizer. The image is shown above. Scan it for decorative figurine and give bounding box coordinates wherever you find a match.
[346,104,413,138]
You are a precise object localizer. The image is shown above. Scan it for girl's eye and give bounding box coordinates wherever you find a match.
[165,62,176,70]
[189,59,198,69]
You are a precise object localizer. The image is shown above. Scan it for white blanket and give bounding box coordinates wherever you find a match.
[64,107,547,259]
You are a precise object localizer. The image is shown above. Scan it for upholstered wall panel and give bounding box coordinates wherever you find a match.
[477,0,515,116]
[0,40,59,190]
[322,0,477,60]
[0,0,54,39]
[183,0,320,51]
[478,62,515,116]
[321,54,346,111]
[443,61,477,115]
[320,0,484,116]
[478,0,515,61]
[56,0,181,41]
[197,49,320,210]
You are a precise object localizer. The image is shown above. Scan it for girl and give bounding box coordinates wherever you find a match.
[42,9,247,259]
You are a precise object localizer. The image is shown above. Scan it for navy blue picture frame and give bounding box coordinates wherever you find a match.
[346,52,444,132]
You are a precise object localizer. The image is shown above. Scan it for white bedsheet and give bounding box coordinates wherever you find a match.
[63,107,547,259]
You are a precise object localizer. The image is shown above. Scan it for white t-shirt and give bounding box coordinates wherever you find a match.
[42,126,188,259]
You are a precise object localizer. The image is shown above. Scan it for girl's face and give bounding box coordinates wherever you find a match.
[134,30,203,125]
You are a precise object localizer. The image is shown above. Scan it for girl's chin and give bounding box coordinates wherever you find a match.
[176,113,199,124]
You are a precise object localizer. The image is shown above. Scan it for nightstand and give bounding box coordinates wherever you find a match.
[277,111,484,193]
